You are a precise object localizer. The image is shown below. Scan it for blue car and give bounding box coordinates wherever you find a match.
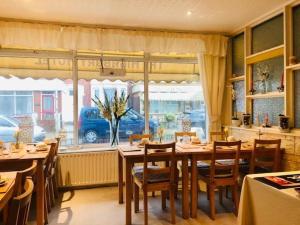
[78,107,158,143]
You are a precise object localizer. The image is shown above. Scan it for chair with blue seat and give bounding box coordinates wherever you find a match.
[198,140,241,220]
[132,142,177,225]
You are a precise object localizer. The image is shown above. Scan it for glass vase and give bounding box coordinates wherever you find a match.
[109,118,120,147]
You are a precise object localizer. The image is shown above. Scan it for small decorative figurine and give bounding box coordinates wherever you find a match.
[257,64,270,94]
[262,113,271,128]
[277,73,284,92]
[249,80,256,95]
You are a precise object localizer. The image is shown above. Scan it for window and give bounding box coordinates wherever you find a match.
[0,52,207,148]
[148,60,206,141]
[148,83,206,141]
[0,56,73,145]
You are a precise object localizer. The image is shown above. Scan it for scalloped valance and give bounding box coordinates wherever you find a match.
[0,21,228,56]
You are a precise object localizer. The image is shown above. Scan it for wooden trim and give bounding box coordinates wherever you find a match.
[231,6,284,35]
[290,0,300,7]
[244,27,252,114]
[246,92,285,99]
[286,63,300,70]
[229,75,245,82]
[246,45,284,64]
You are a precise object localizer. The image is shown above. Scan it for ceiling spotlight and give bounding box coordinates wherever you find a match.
[187,11,192,16]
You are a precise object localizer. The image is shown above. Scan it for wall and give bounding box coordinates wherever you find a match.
[229,126,300,171]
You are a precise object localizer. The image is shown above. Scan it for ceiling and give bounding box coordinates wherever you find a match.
[0,0,291,33]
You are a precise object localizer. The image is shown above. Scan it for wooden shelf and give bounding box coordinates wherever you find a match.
[246,92,285,99]
[246,45,284,64]
[229,75,245,82]
[286,63,300,71]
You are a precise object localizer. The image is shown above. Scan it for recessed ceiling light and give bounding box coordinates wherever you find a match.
[187,11,192,16]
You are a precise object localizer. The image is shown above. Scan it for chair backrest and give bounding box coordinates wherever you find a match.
[13,161,37,197]
[45,142,57,177]
[7,179,34,225]
[210,141,241,183]
[209,131,225,142]
[143,142,176,187]
[175,132,197,142]
[54,137,61,156]
[129,134,152,144]
[250,139,281,173]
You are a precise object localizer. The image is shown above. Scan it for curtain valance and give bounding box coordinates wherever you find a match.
[0,21,227,56]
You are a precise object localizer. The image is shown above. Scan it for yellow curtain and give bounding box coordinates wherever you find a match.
[198,35,228,133]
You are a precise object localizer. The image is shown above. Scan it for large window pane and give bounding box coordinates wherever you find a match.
[149,82,206,141]
[78,79,146,144]
[77,58,145,145]
[0,57,73,145]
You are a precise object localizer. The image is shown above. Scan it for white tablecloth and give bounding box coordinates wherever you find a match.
[238,171,300,225]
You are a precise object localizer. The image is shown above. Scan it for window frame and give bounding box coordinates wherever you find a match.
[0,49,204,147]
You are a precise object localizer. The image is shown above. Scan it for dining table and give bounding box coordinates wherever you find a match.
[238,171,300,225]
[0,146,50,225]
[0,172,16,210]
[118,142,284,225]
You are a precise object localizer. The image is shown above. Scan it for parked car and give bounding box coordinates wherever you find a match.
[0,115,46,142]
[188,109,206,127]
[78,107,158,143]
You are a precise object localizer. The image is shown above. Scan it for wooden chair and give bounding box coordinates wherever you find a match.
[132,142,176,225]
[129,134,156,197]
[44,142,57,223]
[129,134,152,144]
[198,141,241,220]
[209,131,225,142]
[250,139,281,173]
[13,161,37,197]
[175,131,196,142]
[49,137,61,203]
[7,179,34,225]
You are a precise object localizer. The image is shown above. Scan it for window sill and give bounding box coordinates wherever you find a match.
[58,143,118,154]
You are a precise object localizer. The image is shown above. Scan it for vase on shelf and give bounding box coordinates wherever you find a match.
[242,113,251,128]
[109,118,120,147]
[278,114,290,133]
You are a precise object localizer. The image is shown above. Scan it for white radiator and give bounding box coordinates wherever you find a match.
[58,150,118,187]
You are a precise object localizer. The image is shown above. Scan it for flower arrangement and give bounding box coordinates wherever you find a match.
[92,90,131,146]
[157,126,165,143]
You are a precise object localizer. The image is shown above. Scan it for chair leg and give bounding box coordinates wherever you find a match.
[209,185,216,220]
[161,191,166,210]
[152,191,155,197]
[143,189,148,225]
[169,187,176,224]
[45,182,51,213]
[232,184,239,216]
[225,186,230,199]
[174,168,179,199]
[218,186,223,205]
[44,191,49,224]
[52,175,59,199]
[206,184,210,200]
[134,184,139,213]
[49,178,56,207]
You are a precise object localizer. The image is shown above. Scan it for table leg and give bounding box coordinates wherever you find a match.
[36,160,44,225]
[181,156,189,219]
[118,152,124,204]
[191,156,198,218]
[125,159,133,225]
